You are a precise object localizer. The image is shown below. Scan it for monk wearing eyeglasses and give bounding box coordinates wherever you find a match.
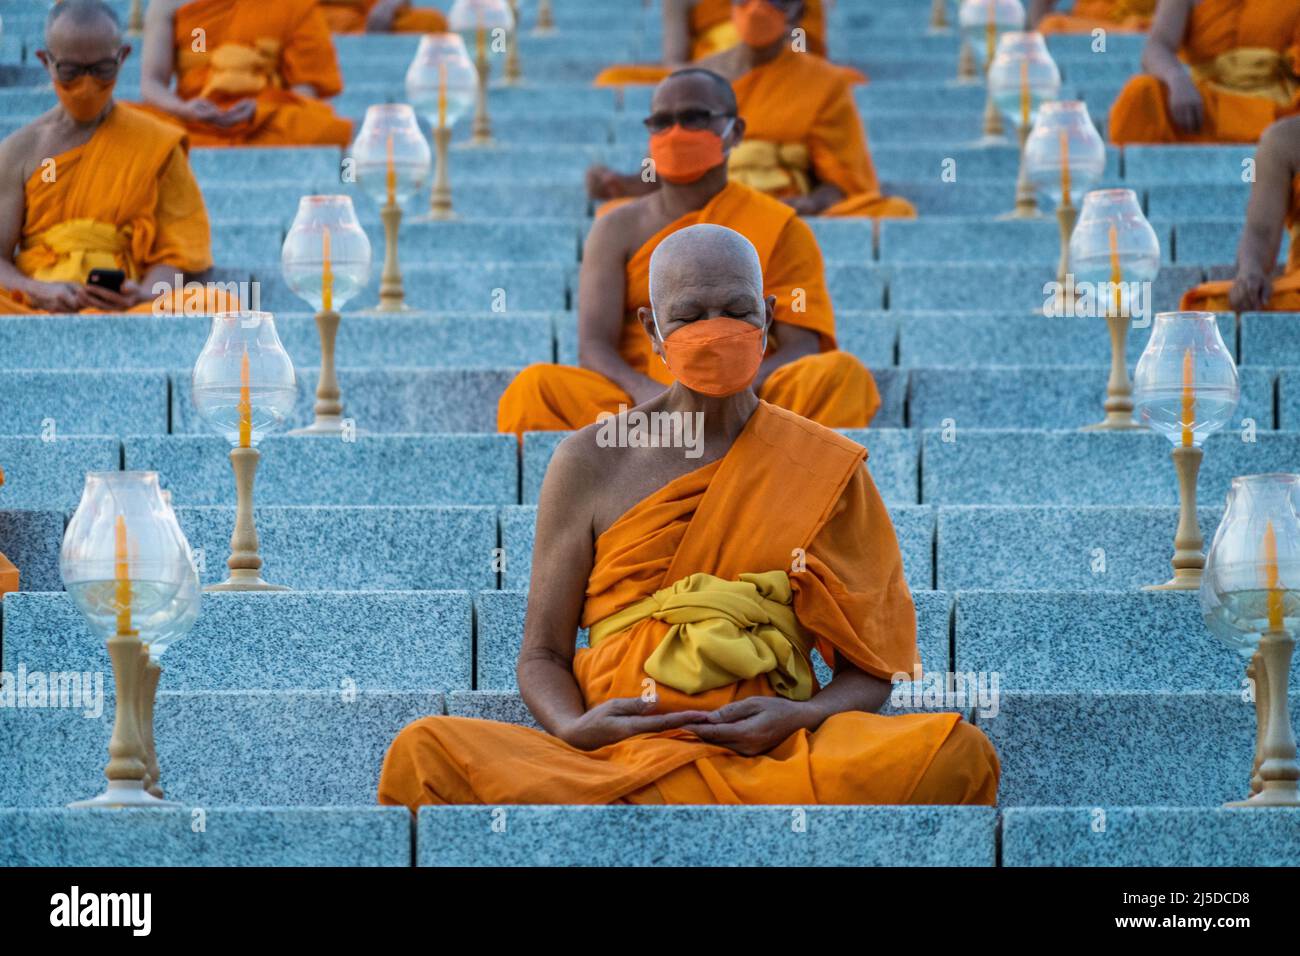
[137,0,352,147]
[319,0,447,35]
[0,0,222,314]
[498,68,881,436]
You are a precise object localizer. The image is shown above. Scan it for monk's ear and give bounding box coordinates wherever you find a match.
[637,306,664,357]
[727,116,747,149]
[763,294,776,333]
[119,44,133,65]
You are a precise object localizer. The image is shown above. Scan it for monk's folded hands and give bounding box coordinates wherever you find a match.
[558,696,713,752]
[678,696,815,756]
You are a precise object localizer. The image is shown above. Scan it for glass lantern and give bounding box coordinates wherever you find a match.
[959,0,1025,74]
[1024,100,1106,210]
[192,311,298,446]
[282,195,372,316]
[1133,312,1239,447]
[352,104,432,209]
[988,32,1060,133]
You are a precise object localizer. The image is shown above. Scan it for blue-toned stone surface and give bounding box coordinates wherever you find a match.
[880,219,1171,266]
[0,509,64,592]
[1145,182,1249,220]
[1281,368,1300,429]
[888,264,1202,313]
[191,147,343,185]
[1240,313,1300,366]
[835,311,898,367]
[0,371,168,437]
[0,437,118,509]
[825,264,886,311]
[1175,220,1288,266]
[446,688,542,728]
[1124,145,1257,184]
[884,180,1011,217]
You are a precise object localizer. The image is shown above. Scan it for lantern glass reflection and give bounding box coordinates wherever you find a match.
[1024,100,1105,207]
[1133,311,1239,448]
[405,33,478,128]
[282,196,372,313]
[987,32,1060,130]
[958,0,1025,72]
[140,493,201,660]
[192,311,298,446]
[351,104,432,206]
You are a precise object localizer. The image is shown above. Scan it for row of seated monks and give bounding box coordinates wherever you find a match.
[0,0,1297,805]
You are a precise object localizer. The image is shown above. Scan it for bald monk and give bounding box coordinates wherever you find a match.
[1031,0,1155,34]
[0,466,15,598]
[1182,117,1300,311]
[503,73,879,434]
[320,0,447,34]
[590,51,910,219]
[595,0,828,87]
[380,226,1000,810]
[0,0,221,315]
[138,0,352,147]
[1108,0,1300,144]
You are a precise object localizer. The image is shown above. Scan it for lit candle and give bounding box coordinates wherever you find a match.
[438,62,447,130]
[1180,347,1194,447]
[238,344,252,449]
[1263,520,1285,632]
[1059,131,1071,205]
[321,226,333,313]
[1019,59,1030,130]
[114,514,133,636]
[985,0,996,68]
[1108,223,1121,317]
[385,132,396,206]
[477,20,486,63]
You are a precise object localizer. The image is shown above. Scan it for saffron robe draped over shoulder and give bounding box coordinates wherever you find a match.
[1180,175,1300,311]
[728,48,914,219]
[319,0,447,34]
[1038,0,1155,35]
[138,0,352,147]
[1108,0,1300,144]
[379,402,1000,808]
[497,182,881,434]
[0,465,16,596]
[0,104,225,315]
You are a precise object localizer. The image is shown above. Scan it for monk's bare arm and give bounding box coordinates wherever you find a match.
[577,210,665,404]
[1027,0,1058,26]
[1142,0,1201,131]
[661,0,694,66]
[140,1,188,115]
[0,131,78,311]
[1230,118,1300,310]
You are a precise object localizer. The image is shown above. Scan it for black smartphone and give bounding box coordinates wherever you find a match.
[86,269,126,293]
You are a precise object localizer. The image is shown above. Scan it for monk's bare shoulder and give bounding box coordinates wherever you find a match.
[538,427,609,520]
[586,197,658,262]
[0,112,68,185]
[1259,116,1300,167]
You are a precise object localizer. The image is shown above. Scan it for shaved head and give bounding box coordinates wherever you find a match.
[648,224,765,329]
[653,68,738,117]
[47,0,121,40]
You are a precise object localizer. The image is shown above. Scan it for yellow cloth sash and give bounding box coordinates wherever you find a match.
[694,20,741,59]
[1191,48,1298,106]
[588,570,814,700]
[727,139,813,197]
[194,39,285,98]
[15,218,134,284]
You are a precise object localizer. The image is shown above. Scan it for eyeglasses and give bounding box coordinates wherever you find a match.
[643,108,735,135]
[44,52,124,84]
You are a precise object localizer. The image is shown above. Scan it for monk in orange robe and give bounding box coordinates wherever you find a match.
[0,0,224,315]
[0,466,16,598]
[503,72,880,434]
[1031,0,1155,34]
[138,0,352,147]
[380,226,999,810]
[1108,0,1300,144]
[595,0,828,87]
[1182,116,1300,311]
[319,0,447,34]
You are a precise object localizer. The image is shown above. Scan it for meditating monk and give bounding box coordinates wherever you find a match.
[1108,0,1300,144]
[1182,116,1300,311]
[595,0,828,87]
[319,0,447,34]
[590,39,910,218]
[0,0,222,315]
[138,0,352,147]
[380,225,1000,809]
[503,71,880,434]
[0,466,16,598]
[1031,0,1155,34]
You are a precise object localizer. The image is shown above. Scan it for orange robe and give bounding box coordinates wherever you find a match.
[1108,0,1300,144]
[138,0,352,147]
[0,104,228,315]
[1181,175,1300,310]
[1038,0,1154,35]
[594,0,828,86]
[0,465,15,597]
[379,402,1000,808]
[498,181,880,434]
[320,0,447,34]
[728,48,914,219]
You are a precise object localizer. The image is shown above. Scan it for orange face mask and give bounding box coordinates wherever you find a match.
[54,74,116,123]
[731,0,791,48]
[649,123,732,184]
[655,316,765,397]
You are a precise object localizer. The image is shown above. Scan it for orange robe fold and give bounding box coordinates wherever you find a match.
[1108,0,1300,144]
[379,402,1000,808]
[1181,174,1300,311]
[498,181,880,434]
[320,0,447,34]
[137,0,352,147]
[0,465,15,597]
[1038,0,1154,35]
[0,104,230,315]
[729,48,914,219]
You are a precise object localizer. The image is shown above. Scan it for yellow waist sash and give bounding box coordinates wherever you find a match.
[15,218,134,284]
[1191,48,1298,106]
[727,139,813,197]
[588,570,814,701]
[191,39,284,98]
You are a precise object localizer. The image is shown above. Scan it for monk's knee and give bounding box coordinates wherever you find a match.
[377,716,464,809]
[497,363,561,434]
[910,721,1000,806]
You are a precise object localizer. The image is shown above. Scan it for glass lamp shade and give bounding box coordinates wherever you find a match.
[449,0,515,56]
[1069,188,1161,314]
[192,311,298,446]
[282,195,371,313]
[987,32,1060,131]
[405,34,479,129]
[1204,473,1300,647]
[60,471,189,639]
[139,491,201,660]
[1133,311,1239,447]
[1023,100,1106,207]
[351,104,433,207]
[958,0,1025,72]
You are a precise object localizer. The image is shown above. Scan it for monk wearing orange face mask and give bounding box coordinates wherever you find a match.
[500,68,881,436]
[382,222,1001,812]
[0,0,223,315]
[319,0,447,34]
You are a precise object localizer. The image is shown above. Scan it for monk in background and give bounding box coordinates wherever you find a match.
[502,70,880,435]
[320,0,447,34]
[595,0,828,87]
[0,466,16,598]
[1182,116,1300,311]
[589,11,911,219]
[138,0,352,147]
[0,0,220,314]
[380,225,999,809]
[1108,0,1300,144]
[1031,0,1154,34]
